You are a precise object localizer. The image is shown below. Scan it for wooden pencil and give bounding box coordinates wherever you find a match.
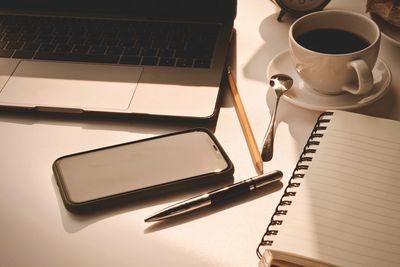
[227,66,264,174]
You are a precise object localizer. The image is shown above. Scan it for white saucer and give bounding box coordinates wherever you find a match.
[267,51,392,111]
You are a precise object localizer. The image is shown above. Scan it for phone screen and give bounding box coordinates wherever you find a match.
[54,129,230,204]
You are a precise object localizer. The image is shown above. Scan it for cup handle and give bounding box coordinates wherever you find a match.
[341,59,373,95]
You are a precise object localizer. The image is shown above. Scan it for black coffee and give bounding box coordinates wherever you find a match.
[296,28,370,54]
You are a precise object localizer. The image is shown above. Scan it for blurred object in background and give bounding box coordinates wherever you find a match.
[367,0,400,27]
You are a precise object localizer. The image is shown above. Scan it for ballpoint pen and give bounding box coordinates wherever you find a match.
[145,170,283,222]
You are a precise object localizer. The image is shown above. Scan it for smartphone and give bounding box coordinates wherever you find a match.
[53,128,234,213]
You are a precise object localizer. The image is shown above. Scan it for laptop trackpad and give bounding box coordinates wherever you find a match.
[0,61,142,110]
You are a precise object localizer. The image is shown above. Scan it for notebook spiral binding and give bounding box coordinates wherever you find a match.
[256,111,333,259]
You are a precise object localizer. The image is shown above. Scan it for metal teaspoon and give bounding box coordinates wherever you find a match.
[261,74,293,162]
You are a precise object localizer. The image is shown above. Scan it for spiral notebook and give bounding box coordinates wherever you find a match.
[257,110,400,267]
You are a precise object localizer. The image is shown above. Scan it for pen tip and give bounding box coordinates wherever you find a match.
[144,216,157,223]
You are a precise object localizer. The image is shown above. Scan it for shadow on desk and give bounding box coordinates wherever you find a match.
[0,107,220,138]
[52,165,283,233]
[51,174,234,233]
[265,86,397,153]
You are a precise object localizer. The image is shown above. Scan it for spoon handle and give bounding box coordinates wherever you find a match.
[261,96,280,162]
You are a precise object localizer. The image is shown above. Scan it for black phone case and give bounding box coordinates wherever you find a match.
[53,128,234,213]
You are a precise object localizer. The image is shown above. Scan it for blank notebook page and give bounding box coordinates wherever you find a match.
[269,111,400,267]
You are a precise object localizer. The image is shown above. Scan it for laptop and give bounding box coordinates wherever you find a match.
[0,0,236,120]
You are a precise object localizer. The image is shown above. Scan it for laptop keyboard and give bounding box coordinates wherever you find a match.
[0,15,220,68]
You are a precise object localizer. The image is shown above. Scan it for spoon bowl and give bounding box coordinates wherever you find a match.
[261,74,293,162]
[269,74,293,94]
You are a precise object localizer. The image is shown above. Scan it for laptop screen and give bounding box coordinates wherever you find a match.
[0,0,236,20]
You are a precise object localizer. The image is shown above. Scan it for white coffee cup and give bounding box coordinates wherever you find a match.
[289,10,381,95]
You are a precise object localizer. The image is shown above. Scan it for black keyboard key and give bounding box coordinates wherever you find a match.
[20,34,36,42]
[140,48,158,57]
[199,49,214,60]
[175,49,199,58]
[158,48,174,58]
[88,46,107,55]
[124,47,140,56]
[169,40,186,50]
[102,38,119,46]
[55,44,73,53]
[39,44,56,52]
[3,33,21,42]
[158,57,176,67]
[194,59,211,68]
[141,56,158,65]
[36,35,54,44]
[152,38,169,49]
[85,38,102,46]
[5,41,24,50]
[102,30,118,39]
[4,26,21,34]
[69,36,86,45]
[0,41,7,49]
[137,38,153,49]
[119,38,136,47]
[13,50,35,59]
[22,43,40,51]
[106,47,123,56]
[35,52,119,64]
[181,47,213,59]
[53,36,70,44]
[71,45,89,54]
[176,58,193,68]
[0,49,14,58]
[119,55,141,65]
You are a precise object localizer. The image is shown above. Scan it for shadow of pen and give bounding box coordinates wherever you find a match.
[143,180,283,233]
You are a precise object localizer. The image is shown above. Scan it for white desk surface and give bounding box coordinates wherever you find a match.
[1,1,399,266]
